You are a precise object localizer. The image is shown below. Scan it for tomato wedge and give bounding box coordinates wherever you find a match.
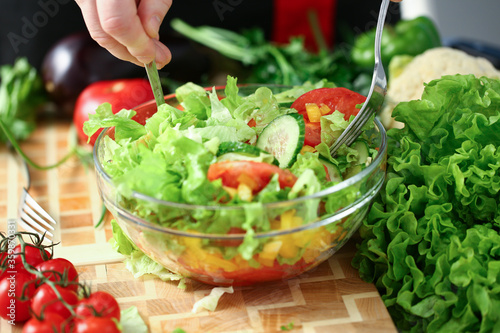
[291,87,366,147]
[207,161,297,193]
[304,122,322,149]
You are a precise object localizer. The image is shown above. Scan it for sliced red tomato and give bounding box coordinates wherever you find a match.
[291,87,366,147]
[207,161,297,193]
[304,122,322,148]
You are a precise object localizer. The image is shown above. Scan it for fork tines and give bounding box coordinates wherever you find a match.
[18,188,56,240]
[330,107,374,154]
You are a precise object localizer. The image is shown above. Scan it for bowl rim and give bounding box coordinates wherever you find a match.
[92,85,387,237]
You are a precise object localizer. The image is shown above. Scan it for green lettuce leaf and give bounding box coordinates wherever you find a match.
[175,82,211,120]
[0,57,47,143]
[83,103,146,143]
[120,306,149,333]
[110,219,138,256]
[191,286,234,313]
[110,220,185,286]
[320,110,350,147]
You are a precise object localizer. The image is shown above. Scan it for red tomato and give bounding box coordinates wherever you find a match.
[74,291,120,321]
[0,270,36,322]
[22,312,66,333]
[0,252,11,281]
[214,227,246,247]
[31,284,79,319]
[73,317,120,333]
[304,122,322,148]
[13,244,52,268]
[207,161,298,193]
[73,78,155,146]
[182,256,312,287]
[291,87,366,146]
[220,258,311,286]
[0,252,7,265]
[36,258,79,293]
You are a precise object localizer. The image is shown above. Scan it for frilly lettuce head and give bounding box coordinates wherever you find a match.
[353,74,500,332]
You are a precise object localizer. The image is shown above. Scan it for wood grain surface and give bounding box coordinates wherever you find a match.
[0,119,397,333]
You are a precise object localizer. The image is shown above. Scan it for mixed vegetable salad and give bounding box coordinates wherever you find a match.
[86,77,383,284]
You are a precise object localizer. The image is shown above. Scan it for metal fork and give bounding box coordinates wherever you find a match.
[329,0,389,156]
[17,160,57,241]
[9,147,57,242]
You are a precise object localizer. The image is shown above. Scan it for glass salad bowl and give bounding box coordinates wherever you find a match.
[93,84,388,286]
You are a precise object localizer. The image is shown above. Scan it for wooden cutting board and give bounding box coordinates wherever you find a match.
[0,119,397,333]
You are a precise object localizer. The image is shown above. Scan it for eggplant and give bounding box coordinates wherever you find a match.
[41,31,143,117]
[41,30,212,117]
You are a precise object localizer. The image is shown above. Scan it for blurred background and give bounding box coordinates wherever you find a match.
[400,0,500,48]
[0,0,499,124]
[1,0,401,72]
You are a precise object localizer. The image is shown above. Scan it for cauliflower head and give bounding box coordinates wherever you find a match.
[380,47,500,129]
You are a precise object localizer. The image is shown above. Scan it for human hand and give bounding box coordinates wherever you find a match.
[75,0,172,68]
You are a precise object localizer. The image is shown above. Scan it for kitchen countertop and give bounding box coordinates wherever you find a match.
[0,118,397,333]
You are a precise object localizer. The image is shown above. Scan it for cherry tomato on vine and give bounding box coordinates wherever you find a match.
[13,244,52,268]
[0,270,36,322]
[74,291,120,321]
[0,252,12,280]
[0,252,7,265]
[22,312,67,333]
[73,316,121,333]
[36,258,79,293]
[31,284,78,319]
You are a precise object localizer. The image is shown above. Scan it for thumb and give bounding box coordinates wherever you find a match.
[138,0,172,39]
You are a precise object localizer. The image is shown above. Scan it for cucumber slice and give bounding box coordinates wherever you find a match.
[343,140,370,179]
[256,113,305,168]
[217,152,278,165]
[344,164,364,179]
[319,158,343,183]
[352,140,369,165]
[217,141,279,165]
[217,142,266,157]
